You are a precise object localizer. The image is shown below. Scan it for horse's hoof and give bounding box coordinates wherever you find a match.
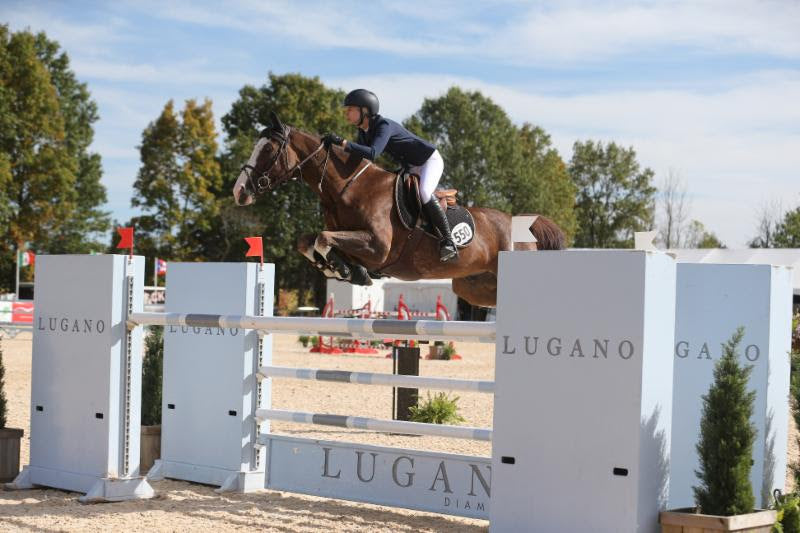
[350,266,373,286]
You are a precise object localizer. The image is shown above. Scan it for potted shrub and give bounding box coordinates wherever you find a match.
[428,340,445,359]
[140,326,163,474]
[298,335,310,348]
[409,392,465,425]
[660,328,776,532]
[0,337,24,482]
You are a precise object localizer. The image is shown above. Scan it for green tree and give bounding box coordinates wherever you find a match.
[404,87,520,209]
[131,99,222,262]
[0,27,74,289]
[218,73,352,307]
[31,31,110,254]
[685,220,725,249]
[515,124,577,241]
[405,87,576,240]
[0,27,108,291]
[569,140,656,248]
[694,327,756,516]
[773,207,800,248]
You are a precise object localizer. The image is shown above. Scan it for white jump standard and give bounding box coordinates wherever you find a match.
[13,248,791,532]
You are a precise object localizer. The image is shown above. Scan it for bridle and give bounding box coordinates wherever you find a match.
[240,125,371,197]
[240,126,328,194]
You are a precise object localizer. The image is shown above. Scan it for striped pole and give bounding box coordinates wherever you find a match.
[127,312,496,343]
[259,365,495,393]
[255,408,492,442]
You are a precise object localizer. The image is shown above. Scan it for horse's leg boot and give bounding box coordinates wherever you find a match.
[349,265,373,286]
[423,198,459,262]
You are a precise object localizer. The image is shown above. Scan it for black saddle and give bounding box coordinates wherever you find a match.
[393,172,475,248]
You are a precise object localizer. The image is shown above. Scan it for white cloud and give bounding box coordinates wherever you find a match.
[1,4,128,58]
[131,0,800,64]
[487,1,800,64]
[71,57,262,86]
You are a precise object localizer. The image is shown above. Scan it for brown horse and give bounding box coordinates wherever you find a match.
[233,112,564,307]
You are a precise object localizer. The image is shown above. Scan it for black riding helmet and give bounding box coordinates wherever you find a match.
[344,89,379,124]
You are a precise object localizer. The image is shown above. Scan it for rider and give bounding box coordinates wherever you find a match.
[322,89,458,263]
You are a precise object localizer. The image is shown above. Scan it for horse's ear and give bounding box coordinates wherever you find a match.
[270,111,283,130]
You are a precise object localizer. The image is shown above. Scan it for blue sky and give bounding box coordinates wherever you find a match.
[3,0,799,247]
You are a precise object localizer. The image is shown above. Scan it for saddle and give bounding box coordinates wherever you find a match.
[393,172,475,248]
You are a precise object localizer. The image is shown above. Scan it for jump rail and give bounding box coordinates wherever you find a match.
[258,365,495,393]
[127,312,496,343]
[255,408,493,441]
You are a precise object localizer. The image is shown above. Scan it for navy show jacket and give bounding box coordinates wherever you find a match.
[345,115,436,168]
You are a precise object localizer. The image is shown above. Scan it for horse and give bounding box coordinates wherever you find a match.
[232,112,565,307]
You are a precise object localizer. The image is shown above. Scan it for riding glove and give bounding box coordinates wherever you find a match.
[322,133,344,148]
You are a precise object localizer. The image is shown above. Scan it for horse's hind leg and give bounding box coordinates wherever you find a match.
[452,273,498,307]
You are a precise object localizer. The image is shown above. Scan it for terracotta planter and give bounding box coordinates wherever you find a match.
[140,425,161,475]
[660,508,777,532]
[0,427,24,483]
[428,344,444,359]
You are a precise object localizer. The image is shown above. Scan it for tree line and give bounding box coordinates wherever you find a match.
[2,26,798,306]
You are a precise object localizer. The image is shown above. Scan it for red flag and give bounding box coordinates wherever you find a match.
[244,236,263,264]
[117,227,134,257]
[156,258,167,276]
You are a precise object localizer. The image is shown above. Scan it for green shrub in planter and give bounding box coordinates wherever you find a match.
[791,348,800,487]
[441,343,457,360]
[693,327,756,516]
[409,392,465,425]
[0,338,7,428]
[298,335,310,347]
[141,326,163,426]
[772,490,800,533]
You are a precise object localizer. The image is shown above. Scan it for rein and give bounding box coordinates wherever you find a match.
[242,126,372,198]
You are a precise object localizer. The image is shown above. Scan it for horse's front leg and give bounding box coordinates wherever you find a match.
[297,233,338,279]
[314,229,389,285]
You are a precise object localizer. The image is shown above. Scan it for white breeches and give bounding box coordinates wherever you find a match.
[409,149,444,203]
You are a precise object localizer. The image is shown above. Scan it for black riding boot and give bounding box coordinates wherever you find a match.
[423,198,459,262]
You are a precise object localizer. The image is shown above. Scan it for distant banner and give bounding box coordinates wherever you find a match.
[11,301,34,324]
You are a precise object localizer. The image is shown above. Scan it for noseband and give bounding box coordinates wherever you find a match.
[240,126,329,195]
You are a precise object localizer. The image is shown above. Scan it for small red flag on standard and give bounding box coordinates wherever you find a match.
[156,258,167,275]
[117,227,134,252]
[244,236,263,264]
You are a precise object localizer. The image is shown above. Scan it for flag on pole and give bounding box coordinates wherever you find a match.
[244,236,264,264]
[156,258,167,276]
[116,227,134,257]
[18,250,35,267]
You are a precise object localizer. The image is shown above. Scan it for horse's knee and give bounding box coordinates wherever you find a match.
[297,234,317,261]
[314,232,333,258]
[369,237,390,264]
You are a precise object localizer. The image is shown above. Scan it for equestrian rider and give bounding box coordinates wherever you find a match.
[322,89,459,263]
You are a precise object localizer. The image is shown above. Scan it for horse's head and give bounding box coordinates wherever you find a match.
[233,111,296,206]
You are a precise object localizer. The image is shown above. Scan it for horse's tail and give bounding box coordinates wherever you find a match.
[530,214,566,250]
